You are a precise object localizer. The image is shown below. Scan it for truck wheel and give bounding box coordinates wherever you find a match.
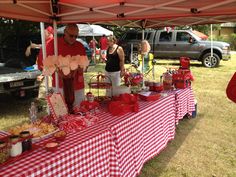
[202,53,220,68]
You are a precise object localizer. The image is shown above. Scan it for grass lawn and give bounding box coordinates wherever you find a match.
[0,56,236,177]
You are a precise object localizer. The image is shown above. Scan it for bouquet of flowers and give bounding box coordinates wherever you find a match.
[42,54,89,76]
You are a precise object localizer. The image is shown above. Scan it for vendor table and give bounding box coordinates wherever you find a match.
[175,88,195,124]
[0,88,195,177]
[98,92,177,176]
[0,124,120,177]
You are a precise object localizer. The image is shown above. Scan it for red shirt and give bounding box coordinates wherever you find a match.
[37,36,54,71]
[39,37,86,90]
[99,37,108,50]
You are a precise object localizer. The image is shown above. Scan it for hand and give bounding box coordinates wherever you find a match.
[37,75,44,81]
[120,69,125,78]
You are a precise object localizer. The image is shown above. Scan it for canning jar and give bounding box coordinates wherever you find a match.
[20,131,32,152]
[9,135,22,157]
[0,140,10,164]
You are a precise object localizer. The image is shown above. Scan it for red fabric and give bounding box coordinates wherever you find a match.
[37,36,54,71]
[99,36,108,50]
[80,100,100,113]
[46,26,54,35]
[226,72,236,103]
[39,37,86,90]
[89,40,96,49]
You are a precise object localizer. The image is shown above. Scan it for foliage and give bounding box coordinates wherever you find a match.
[229,33,236,50]
[0,18,40,41]
[103,25,131,39]
[176,24,221,35]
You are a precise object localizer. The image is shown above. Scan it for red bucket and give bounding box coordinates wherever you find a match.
[180,57,190,69]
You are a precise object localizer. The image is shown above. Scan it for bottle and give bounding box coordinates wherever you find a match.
[20,131,32,152]
[29,102,37,123]
[9,135,22,157]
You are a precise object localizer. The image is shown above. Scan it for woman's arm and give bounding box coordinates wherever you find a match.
[117,46,125,77]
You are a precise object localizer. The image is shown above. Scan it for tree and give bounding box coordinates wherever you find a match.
[0,18,41,42]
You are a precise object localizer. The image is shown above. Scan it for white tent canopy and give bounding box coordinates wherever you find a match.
[57,24,113,36]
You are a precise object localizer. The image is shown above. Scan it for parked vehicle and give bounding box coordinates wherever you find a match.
[0,34,91,97]
[118,29,231,67]
[0,34,41,97]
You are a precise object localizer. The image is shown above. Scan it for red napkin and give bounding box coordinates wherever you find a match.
[226,72,236,103]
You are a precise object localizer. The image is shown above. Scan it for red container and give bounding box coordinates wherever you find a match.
[139,93,161,101]
[180,57,190,69]
[174,80,191,89]
[54,131,67,142]
[45,142,59,152]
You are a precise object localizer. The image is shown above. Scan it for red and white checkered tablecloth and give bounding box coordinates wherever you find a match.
[175,88,195,125]
[0,130,10,139]
[0,124,120,177]
[0,88,194,177]
[97,93,176,177]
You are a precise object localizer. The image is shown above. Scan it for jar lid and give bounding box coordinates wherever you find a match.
[0,141,6,148]
[20,131,30,137]
[9,135,19,142]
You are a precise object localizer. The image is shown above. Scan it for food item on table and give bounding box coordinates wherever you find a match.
[54,130,66,141]
[7,121,57,138]
[0,141,10,164]
[45,142,59,152]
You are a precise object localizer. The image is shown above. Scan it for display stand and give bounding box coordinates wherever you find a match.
[88,73,113,102]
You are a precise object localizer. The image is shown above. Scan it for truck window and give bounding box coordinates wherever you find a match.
[159,32,172,42]
[176,32,191,42]
[145,32,151,40]
[124,32,137,40]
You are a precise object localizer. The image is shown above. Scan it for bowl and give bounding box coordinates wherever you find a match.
[45,142,59,152]
[53,130,67,141]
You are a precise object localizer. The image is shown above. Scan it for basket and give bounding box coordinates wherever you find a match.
[88,72,113,100]
[124,66,143,86]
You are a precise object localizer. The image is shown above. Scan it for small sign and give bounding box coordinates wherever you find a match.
[10,81,24,88]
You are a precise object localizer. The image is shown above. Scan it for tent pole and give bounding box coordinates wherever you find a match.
[142,29,145,89]
[40,22,48,94]
[211,24,213,67]
[53,20,59,92]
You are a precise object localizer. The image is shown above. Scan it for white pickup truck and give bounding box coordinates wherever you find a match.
[0,33,42,97]
[0,65,41,97]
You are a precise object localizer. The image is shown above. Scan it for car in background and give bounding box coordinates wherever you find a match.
[118,29,231,68]
[0,34,41,97]
[0,34,91,97]
[76,38,92,60]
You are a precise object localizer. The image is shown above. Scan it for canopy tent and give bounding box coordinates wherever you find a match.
[57,24,113,36]
[0,0,236,27]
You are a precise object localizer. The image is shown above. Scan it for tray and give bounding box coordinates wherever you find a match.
[32,129,59,143]
[138,91,161,101]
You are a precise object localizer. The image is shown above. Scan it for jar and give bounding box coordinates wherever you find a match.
[20,131,32,152]
[9,135,22,157]
[0,141,10,164]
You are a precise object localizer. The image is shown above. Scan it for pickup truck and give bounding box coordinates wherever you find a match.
[118,29,231,67]
[0,65,40,97]
[0,34,41,97]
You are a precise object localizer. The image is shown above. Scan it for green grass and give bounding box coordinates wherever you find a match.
[1,57,236,177]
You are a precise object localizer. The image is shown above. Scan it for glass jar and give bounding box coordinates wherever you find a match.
[20,131,32,152]
[0,141,10,164]
[9,135,22,157]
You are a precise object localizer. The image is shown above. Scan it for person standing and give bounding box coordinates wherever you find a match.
[99,34,108,62]
[89,38,97,63]
[105,35,125,89]
[35,26,54,99]
[41,24,87,108]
